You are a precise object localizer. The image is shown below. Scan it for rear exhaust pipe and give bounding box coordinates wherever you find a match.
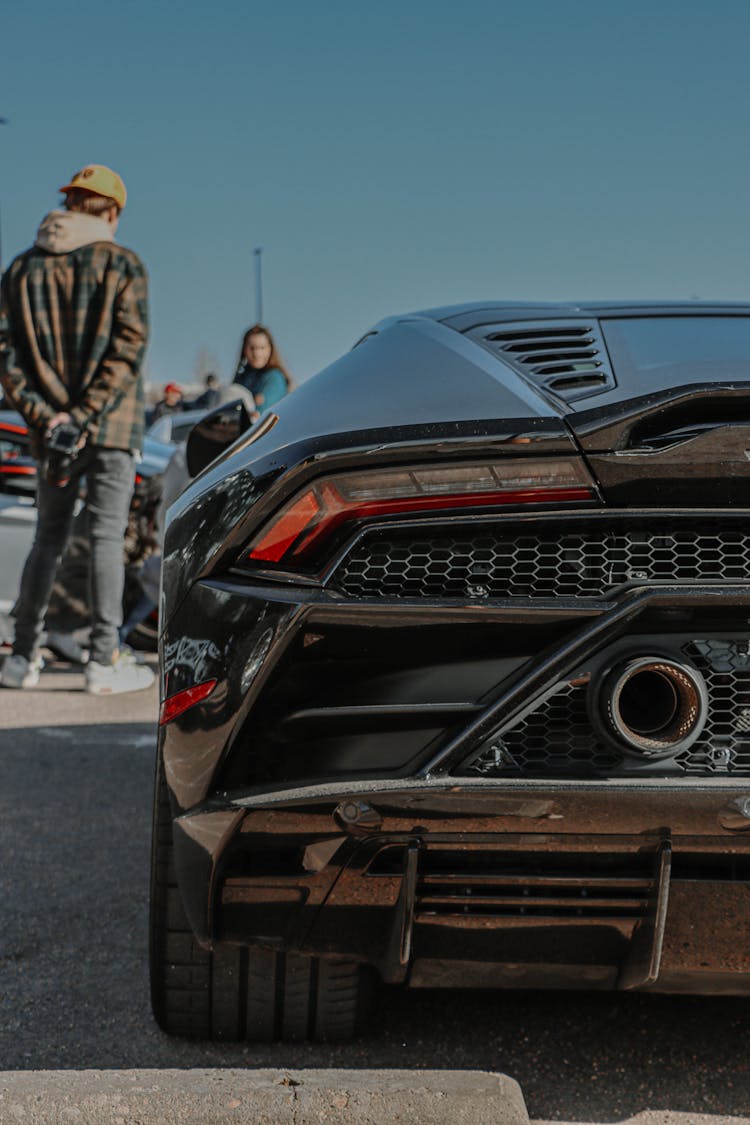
[595,655,708,758]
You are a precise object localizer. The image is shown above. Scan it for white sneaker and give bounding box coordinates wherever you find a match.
[85,653,155,695]
[0,653,43,689]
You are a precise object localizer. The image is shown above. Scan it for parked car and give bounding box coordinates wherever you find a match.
[0,412,37,496]
[146,407,217,447]
[151,301,750,1042]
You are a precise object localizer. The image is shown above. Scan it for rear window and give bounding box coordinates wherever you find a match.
[601,317,750,382]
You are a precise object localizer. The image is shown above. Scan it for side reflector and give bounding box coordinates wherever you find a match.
[159,678,217,726]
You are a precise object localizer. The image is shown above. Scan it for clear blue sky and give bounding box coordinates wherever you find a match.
[2,0,750,388]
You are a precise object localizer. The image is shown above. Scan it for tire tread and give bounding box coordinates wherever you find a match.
[149,755,372,1042]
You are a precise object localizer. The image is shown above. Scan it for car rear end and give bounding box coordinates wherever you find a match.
[152,309,750,1040]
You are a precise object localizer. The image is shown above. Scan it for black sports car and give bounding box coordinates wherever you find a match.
[151,302,750,1042]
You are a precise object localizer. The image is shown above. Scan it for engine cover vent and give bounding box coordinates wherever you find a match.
[473,320,617,402]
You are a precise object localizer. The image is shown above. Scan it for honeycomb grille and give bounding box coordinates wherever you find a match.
[460,639,750,778]
[332,527,750,600]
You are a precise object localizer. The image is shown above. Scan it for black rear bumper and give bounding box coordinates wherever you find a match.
[160,561,750,996]
[172,779,750,995]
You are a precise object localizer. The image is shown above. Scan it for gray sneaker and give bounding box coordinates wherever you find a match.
[0,653,43,689]
[85,653,155,696]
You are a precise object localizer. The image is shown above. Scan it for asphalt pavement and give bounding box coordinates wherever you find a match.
[1,660,750,1123]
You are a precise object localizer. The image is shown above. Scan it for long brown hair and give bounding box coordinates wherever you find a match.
[237,325,293,390]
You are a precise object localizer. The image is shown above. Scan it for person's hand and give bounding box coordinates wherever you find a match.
[46,412,87,450]
[46,412,72,436]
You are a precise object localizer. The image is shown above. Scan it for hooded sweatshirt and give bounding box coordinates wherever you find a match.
[0,209,149,454]
[35,209,115,254]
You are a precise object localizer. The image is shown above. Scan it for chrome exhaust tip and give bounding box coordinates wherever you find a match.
[597,655,708,758]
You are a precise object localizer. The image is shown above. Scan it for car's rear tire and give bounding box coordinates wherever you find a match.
[149,756,371,1041]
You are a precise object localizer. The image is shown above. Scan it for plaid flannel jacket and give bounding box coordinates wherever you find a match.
[0,241,149,453]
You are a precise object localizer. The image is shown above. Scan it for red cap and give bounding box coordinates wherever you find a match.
[164,382,183,395]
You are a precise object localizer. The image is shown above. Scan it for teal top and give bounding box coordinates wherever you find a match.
[233,365,288,409]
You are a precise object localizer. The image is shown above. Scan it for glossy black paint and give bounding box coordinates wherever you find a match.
[159,302,750,995]
[163,417,577,626]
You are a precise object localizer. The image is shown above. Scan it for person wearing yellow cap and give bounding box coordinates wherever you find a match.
[59,163,128,210]
[0,164,154,695]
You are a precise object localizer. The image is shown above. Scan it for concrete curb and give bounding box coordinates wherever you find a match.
[0,1068,529,1124]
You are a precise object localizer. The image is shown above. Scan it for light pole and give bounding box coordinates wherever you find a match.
[0,117,8,274]
[253,246,263,323]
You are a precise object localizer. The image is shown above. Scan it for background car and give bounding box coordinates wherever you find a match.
[152,301,750,1042]
[0,411,37,497]
[146,407,217,447]
[0,413,38,613]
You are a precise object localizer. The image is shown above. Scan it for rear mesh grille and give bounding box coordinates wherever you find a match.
[473,320,616,401]
[460,639,750,778]
[331,526,750,600]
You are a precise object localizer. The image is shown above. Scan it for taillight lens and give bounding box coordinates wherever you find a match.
[246,459,595,566]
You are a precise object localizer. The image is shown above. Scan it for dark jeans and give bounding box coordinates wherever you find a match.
[14,445,135,666]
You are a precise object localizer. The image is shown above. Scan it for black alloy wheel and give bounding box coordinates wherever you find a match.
[149,755,372,1041]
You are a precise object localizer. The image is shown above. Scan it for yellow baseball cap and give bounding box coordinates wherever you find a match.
[59,164,127,210]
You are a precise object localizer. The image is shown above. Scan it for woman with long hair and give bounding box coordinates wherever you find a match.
[233,324,293,410]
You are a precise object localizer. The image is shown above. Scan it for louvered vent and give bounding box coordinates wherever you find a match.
[474,320,617,402]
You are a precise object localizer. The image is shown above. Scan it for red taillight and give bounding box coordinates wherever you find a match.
[251,489,321,561]
[247,459,595,565]
[159,678,217,725]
